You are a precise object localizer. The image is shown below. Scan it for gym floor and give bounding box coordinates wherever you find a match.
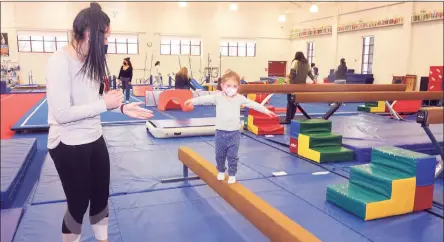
[1,93,443,242]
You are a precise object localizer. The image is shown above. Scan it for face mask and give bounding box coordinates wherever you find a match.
[103,44,108,54]
[123,62,127,65]
[224,87,238,96]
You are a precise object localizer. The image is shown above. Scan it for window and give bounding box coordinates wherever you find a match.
[107,34,139,55]
[220,40,256,57]
[17,31,68,53]
[361,36,374,74]
[307,42,315,64]
[160,36,201,56]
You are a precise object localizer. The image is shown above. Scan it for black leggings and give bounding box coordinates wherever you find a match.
[285,94,297,122]
[49,136,110,235]
[121,77,131,102]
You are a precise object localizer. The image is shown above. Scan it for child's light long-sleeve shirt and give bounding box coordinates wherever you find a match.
[191,93,270,131]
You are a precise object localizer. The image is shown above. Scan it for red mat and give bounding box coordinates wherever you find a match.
[1,93,46,139]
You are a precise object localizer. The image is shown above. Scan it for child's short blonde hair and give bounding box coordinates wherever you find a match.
[220,70,241,85]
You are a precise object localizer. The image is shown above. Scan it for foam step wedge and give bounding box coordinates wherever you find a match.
[326,183,387,220]
[371,146,436,186]
[349,164,413,198]
[307,133,343,148]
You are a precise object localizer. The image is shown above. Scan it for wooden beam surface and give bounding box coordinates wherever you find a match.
[418,107,444,125]
[294,91,443,103]
[178,147,320,242]
[238,84,407,94]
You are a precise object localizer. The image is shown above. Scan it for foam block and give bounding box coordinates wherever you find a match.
[289,137,298,154]
[371,147,437,186]
[413,185,434,211]
[290,119,332,137]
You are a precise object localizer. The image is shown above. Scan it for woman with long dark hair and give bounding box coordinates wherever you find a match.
[118,57,133,103]
[45,3,153,241]
[334,58,347,84]
[285,51,315,123]
[174,67,196,90]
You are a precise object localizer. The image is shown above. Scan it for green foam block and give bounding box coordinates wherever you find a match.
[357,105,371,112]
[314,146,354,162]
[365,102,379,107]
[327,183,387,220]
[350,164,412,198]
[371,146,429,177]
[308,133,343,148]
[298,119,332,134]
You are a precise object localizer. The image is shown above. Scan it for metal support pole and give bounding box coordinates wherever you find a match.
[422,125,444,178]
[160,164,200,183]
[323,102,343,120]
[385,101,403,121]
[296,103,311,119]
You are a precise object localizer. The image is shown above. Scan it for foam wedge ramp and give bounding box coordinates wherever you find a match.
[326,146,437,221]
[291,119,354,163]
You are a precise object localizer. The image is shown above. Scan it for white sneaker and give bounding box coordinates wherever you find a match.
[125,100,130,104]
[228,176,236,184]
[217,172,225,180]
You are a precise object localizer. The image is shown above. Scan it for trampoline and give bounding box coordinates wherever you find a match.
[1,138,36,207]
[146,117,242,138]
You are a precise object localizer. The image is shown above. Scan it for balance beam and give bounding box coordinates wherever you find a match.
[416,107,444,178]
[178,147,320,242]
[238,84,406,94]
[294,91,443,103]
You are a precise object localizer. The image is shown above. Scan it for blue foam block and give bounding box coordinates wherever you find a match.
[111,179,369,242]
[1,208,23,242]
[290,120,301,137]
[416,156,438,187]
[13,200,122,242]
[270,173,444,242]
[1,138,36,205]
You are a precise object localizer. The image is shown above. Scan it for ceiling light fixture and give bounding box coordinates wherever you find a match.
[278,14,286,23]
[179,2,187,7]
[230,3,238,11]
[310,4,318,13]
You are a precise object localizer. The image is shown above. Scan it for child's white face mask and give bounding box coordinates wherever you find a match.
[224,87,238,96]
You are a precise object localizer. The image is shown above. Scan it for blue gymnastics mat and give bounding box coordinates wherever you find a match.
[269,173,444,242]
[263,113,443,163]
[1,208,23,242]
[1,138,36,207]
[110,179,369,242]
[13,200,122,242]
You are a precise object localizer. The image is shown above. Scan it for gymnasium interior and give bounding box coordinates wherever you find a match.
[1,1,443,242]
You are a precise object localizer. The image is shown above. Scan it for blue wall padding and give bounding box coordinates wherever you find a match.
[1,138,36,206]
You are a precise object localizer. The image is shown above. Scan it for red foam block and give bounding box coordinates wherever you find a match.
[290,137,298,154]
[413,185,434,211]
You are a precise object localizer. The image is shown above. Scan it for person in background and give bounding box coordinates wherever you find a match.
[117,57,132,103]
[311,63,319,83]
[184,70,275,184]
[153,61,162,87]
[334,58,347,84]
[175,67,196,90]
[45,3,154,242]
[285,51,315,123]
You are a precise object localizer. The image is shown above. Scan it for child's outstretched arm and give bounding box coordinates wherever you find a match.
[184,95,216,108]
[239,95,275,117]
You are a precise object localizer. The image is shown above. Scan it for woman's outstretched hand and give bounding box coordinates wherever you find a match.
[122,102,154,119]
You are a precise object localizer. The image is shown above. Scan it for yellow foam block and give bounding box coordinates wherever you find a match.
[365,177,416,220]
[247,115,259,135]
[247,94,256,101]
[297,134,321,163]
[370,101,385,113]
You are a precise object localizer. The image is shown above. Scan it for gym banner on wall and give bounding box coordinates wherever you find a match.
[1,33,9,57]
